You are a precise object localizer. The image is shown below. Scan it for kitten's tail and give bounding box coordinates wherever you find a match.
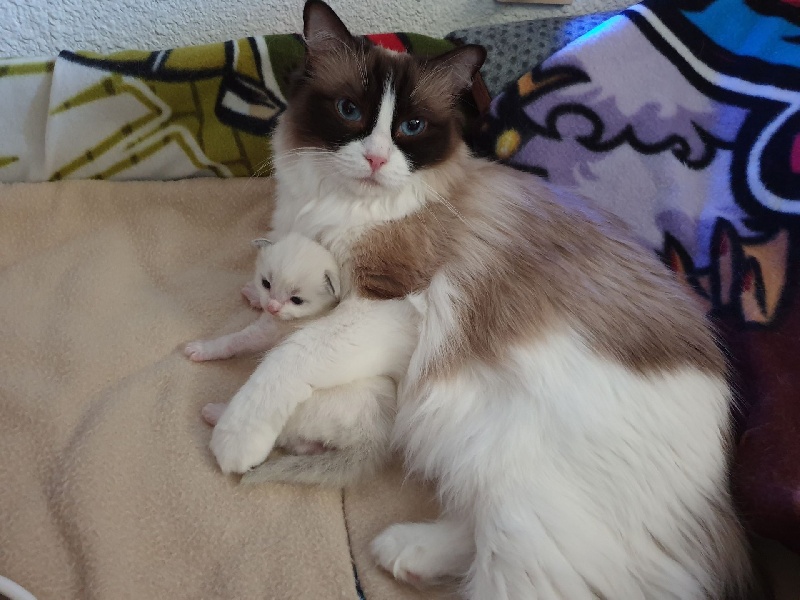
[240,441,390,487]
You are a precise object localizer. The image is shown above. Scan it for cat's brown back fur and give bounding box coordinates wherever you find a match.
[353,152,726,378]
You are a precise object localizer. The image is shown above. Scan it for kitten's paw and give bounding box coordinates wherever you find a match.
[184,341,216,362]
[372,523,455,587]
[201,402,226,426]
[241,282,261,309]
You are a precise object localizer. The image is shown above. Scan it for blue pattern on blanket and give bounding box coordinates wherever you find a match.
[684,0,800,67]
[477,0,800,552]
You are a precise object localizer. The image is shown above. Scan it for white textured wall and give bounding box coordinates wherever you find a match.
[1,0,634,58]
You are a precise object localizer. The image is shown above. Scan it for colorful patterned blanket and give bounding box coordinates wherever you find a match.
[478,0,800,552]
[0,33,454,182]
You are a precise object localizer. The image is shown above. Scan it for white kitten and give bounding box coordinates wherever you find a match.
[188,233,398,485]
[185,233,339,363]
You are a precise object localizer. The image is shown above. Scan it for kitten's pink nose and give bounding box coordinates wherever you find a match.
[365,154,387,173]
[266,300,282,314]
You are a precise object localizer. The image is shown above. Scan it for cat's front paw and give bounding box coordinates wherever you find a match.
[210,396,279,473]
[241,282,262,309]
[210,425,276,474]
[184,341,216,362]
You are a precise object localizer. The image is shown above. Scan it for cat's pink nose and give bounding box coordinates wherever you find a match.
[266,300,282,314]
[365,154,387,172]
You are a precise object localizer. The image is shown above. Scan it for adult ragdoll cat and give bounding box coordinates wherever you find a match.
[188,233,401,486]
[209,1,757,597]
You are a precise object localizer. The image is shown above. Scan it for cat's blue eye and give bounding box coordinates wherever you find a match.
[290,296,304,305]
[399,118,426,136]
[335,99,362,121]
[262,278,270,289]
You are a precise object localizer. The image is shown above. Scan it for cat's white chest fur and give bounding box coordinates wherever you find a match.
[272,153,427,254]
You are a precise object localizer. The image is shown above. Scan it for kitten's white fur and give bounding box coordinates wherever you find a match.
[209,17,751,598]
[249,232,341,321]
[188,233,401,484]
[185,233,339,361]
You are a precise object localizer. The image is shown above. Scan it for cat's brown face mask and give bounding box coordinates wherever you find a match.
[279,0,485,191]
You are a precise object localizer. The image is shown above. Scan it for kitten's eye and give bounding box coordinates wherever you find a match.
[398,118,426,136]
[290,296,304,305]
[262,278,271,289]
[335,99,362,121]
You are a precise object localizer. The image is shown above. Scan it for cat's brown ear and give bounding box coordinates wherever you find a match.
[425,45,487,93]
[303,0,355,55]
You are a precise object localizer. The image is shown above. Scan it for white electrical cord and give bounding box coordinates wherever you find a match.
[0,575,37,600]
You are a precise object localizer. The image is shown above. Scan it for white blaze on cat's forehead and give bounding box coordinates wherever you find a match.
[364,78,396,157]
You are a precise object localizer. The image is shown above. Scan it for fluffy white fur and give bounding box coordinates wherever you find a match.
[212,90,748,599]
[185,233,339,361]
[189,233,402,485]
[209,3,752,596]
[208,88,426,476]
[209,292,418,474]
[249,232,341,321]
[243,374,396,485]
[267,87,431,277]
[205,374,397,486]
[384,325,741,599]
[372,517,474,587]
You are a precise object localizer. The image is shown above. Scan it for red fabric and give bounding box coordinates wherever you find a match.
[365,33,407,53]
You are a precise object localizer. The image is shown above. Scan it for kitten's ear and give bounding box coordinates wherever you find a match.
[425,45,487,93]
[324,270,340,300]
[251,238,273,248]
[303,0,355,56]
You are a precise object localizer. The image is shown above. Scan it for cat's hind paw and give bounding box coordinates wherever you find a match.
[371,524,440,588]
[372,521,471,588]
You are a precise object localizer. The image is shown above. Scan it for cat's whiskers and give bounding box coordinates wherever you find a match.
[249,152,308,176]
[243,149,333,192]
[287,150,333,157]
[251,157,272,174]
[251,149,319,174]
[276,150,333,171]
[420,181,467,225]
[242,156,279,192]
[411,199,436,229]
[407,180,444,228]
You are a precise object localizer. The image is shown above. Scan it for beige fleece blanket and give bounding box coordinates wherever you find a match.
[0,179,448,600]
